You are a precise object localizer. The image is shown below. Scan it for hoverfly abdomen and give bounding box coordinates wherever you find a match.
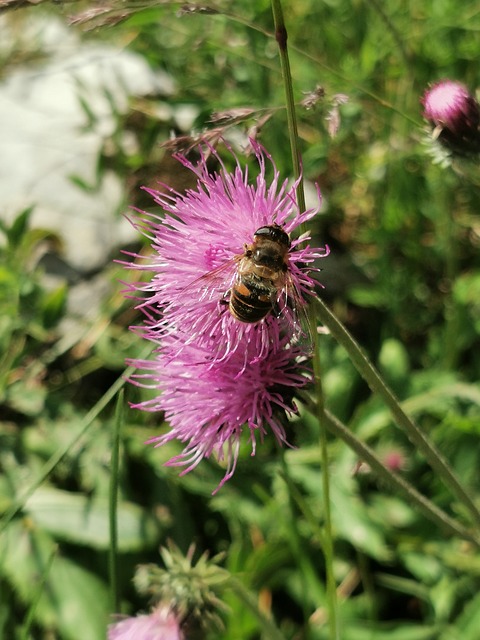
[229,273,276,323]
[227,224,291,324]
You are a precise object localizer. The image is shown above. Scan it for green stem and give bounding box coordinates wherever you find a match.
[270,2,339,638]
[228,576,287,640]
[109,390,124,613]
[313,296,480,529]
[270,0,305,214]
[311,333,339,639]
[279,451,325,617]
[436,179,459,370]
[20,546,57,640]
[318,407,480,547]
[367,0,410,68]
[0,348,151,533]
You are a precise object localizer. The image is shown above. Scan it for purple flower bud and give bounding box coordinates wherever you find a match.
[421,80,480,155]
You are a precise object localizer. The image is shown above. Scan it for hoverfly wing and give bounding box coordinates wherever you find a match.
[281,275,315,353]
[181,255,240,303]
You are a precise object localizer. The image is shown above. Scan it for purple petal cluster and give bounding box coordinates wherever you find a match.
[124,141,328,488]
[421,80,480,155]
[131,331,311,490]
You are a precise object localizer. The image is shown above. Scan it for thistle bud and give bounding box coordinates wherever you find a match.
[421,80,480,156]
[133,544,229,636]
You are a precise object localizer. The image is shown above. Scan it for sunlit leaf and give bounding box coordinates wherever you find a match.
[25,487,159,551]
[0,520,109,640]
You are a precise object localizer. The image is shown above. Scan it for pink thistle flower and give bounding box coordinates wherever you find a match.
[108,605,183,640]
[421,80,480,155]
[123,141,329,489]
[129,329,311,491]
[124,140,328,365]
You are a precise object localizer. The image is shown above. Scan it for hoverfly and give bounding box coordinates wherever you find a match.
[229,224,292,323]
[193,224,312,346]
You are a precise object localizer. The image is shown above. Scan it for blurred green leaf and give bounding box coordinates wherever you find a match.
[402,551,443,584]
[342,622,442,640]
[330,479,392,561]
[368,495,416,529]
[378,338,411,388]
[4,206,33,248]
[451,591,480,640]
[0,520,109,640]
[25,487,159,551]
[41,283,68,329]
[347,285,385,308]
[6,378,46,417]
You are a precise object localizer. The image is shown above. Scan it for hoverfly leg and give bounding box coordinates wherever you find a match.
[219,289,230,306]
[272,301,282,318]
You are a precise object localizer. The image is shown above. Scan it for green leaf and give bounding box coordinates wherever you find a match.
[453,272,480,307]
[330,479,392,561]
[0,520,109,640]
[25,487,159,551]
[347,285,385,308]
[369,495,416,529]
[6,378,46,417]
[402,550,443,584]
[378,338,411,386]
[6,207,34,248]
[41,283,67,328]
[47,555,110,640]
[342,621,442,640]
[452,590,480,640]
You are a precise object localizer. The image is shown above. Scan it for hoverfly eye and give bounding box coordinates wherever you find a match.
[253,225,290,248]
[254,226,271,236]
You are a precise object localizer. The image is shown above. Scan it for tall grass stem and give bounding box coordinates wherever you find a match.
[19,546,57,640]
[109,390,123,613]
[270,1,339,638]
[317,406,480,547]
[313,296,480,529]
[228,576,287,640]
[0,347,152,533]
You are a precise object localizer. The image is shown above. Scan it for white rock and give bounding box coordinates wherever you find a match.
[0,14,174,273]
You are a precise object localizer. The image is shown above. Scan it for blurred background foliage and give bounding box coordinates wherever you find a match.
[1,0,480,638]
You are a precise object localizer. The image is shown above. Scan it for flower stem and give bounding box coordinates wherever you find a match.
[0,347,152,533]
[313,296,480,529]
[316,406,480,547]
[270,2,339,638]
[279,450,325,620]
[20,546,57,640]
[228,576,287,640]
[109,390,123,613]
[270,0,305,214]
[435,177,459,370]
